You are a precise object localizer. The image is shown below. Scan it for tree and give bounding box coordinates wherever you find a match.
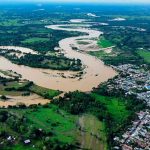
[0,95,7,101]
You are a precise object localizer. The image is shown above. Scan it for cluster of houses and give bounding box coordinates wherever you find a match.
[108,64,150,106]
[114,110,150,150]
[105,64,150,149]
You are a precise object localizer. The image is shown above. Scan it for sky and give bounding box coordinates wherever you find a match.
[1,0,150,3]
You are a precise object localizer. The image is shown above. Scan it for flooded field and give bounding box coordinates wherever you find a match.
[0,94,50,107]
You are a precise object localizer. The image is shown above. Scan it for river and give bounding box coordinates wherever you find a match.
[0,23,117,92]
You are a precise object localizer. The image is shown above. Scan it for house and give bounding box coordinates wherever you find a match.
[24,139,31,144]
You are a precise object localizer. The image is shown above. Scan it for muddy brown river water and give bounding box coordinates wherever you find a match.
[0,23,117,92]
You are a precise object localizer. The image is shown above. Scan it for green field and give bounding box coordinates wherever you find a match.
[97,38,113,48]
[77,114,108,150]
[0,105,77,149]
[138,49,150,63]
[5,81,30,90]
[91,93,130,125]
[0,81,30,96]
[26,106,76,143]
[0,77,61,98]
[29,84,61,99]
[89,50,109,58]
[0,19,22,26]
[21,38,50,44]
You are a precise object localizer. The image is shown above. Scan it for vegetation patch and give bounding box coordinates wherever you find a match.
[1,52,82,71]
[89,50,111,58]
[0,105,77,150]
[137,49,150,63]
[0,19,22,26]
[91,93,130,125]
[77,114,108,150]
[21,37,50,44]
[97,37,113,48]
[0,76,60,99]
[29,84,61,99]
[4,81,32,91]
[54,91,133,148]
[77,41,90,45]
[0,80,29,96]
[26,106,76,143]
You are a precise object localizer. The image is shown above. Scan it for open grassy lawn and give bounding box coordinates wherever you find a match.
[91,93,130,124]
[21,38,50,44]
[29,84,61,99]
[138,49,150,63]
[97,38,113,48]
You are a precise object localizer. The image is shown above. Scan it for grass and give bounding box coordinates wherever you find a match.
[0,105,76,149]
[0,122,18,136]
[0,19,22,26]
[77,41,90,45]
[0,81,27,96]
[0,77,61,99]
[138,49,150,63]
[11,145,35,150]
[97,37,113,48]
[26,106,76,143]
[29,84,61,99]
[0,90,23,96]
[0,70,15,78]
[91,93,130,124]
[78,114,108,150]
[11,105,76,144]
[21,38,50,44]
[5,81,30,90]
[89,50,109,58]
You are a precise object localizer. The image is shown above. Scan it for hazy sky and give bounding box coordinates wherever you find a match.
[2,0,150,3]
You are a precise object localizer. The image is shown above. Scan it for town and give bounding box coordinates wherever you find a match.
[103,64,150,149]
[108,64,150,106]
[114,110,150,150]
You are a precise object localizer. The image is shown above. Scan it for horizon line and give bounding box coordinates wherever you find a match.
[0,2,150,5]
